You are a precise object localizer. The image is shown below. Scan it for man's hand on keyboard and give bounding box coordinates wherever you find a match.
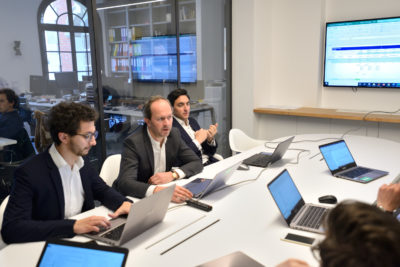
[109,201,132,219]
[73,215,111,234]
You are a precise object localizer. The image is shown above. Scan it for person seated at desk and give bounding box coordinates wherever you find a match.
[113,95,203,203]
[277,201,400,267]
[1,102,132,244]
[167,89,219,166]
[0,88,24,139]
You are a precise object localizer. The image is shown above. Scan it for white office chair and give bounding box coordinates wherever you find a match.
[229,128,266,155]
[0,195,9,250]
[99,154,121,187]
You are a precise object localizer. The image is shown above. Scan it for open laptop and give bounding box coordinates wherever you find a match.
[319,140,388,183]
[243,136,294,167]
[36,239,129,267]
[196,251,264,267]
[267,169,330,234]
[184,161,242,198]
[84,185,175,246]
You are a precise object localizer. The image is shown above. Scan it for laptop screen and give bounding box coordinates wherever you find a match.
[268,169,302,220]
[37,240,128,267]
[319,140,355,172]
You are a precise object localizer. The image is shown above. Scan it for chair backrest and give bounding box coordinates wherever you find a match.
[2,128,35,163]
[99,154,121,186]
[34,110,52,153]
[0,195,9,249]
[229,128,266,155]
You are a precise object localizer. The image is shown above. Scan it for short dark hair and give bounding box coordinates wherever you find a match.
[167,88,190,107]
[48,102,98,145]
[0,88,19,108]
[143,95,170,120]
[314,201,400,267]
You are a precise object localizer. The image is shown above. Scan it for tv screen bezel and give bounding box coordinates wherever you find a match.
[323,16,400,89]
[131,34,197,84]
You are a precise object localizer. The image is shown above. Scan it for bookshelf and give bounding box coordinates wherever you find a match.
[103,1,197,79]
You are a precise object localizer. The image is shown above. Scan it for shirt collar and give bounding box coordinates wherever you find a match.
[146,127,167,148]
[49,143,84,170]
[174,116,189,127]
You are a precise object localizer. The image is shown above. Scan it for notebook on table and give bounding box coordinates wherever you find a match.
[319,140,388,183]
[36,239,129,267]
[84,185,175,246]
[243,136,294,168]
[184,161,242,199]
[267,169,330,234]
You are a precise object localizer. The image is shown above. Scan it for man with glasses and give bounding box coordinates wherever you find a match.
[2,102,132,244]
[113,95,203,203]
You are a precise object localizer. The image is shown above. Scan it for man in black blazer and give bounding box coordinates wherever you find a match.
[1,102,132,244]
[113,96,202,202]
[167,89,219,166]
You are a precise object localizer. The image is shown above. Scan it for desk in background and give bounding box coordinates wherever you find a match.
[1,134,399,266]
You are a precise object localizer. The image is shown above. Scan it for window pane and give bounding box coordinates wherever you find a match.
[58,32,71,52]
[51,0,69,25]
[72,0,88,26]
[75,32,89,52]
[45,31,59,51]
[76,52,88,71]
[60,52,73,71]
[43,6,57,24]
[47,52,60,72]
[73,15,84,27]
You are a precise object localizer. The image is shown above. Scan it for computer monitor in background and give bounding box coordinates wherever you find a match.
[30,75,47,96]
[54,72,79,96]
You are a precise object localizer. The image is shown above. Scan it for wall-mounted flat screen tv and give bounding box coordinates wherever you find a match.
[131,34,196,83]
[323,17,400,88]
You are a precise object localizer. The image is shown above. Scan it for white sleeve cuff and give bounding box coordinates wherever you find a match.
[145,185,157,197]
[174,168,186,179]
[193,139,202,150]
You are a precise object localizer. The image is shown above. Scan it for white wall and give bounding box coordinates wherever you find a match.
[232,0,400,142]
[0,0,43,94]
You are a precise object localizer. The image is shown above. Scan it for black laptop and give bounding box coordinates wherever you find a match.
[36,239,129,267]
[243,136,294,167]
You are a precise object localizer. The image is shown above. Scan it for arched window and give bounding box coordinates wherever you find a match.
[38,0,91,81]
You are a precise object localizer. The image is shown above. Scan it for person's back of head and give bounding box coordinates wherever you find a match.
[315,201,400,267]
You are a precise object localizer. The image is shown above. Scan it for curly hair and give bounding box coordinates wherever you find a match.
[48,102,98,145]
[167,88,190,107]
[0,88,19,108]
[314,201,400,267]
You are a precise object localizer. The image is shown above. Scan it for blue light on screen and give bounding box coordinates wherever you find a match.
[269,170,302,220]
[38,244,125,267]
[320,141,355,171]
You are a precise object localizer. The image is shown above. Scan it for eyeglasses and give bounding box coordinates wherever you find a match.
[76,131,98,141]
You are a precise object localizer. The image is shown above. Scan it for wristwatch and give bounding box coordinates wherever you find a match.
[172,170,179,180]
[378,205,396,215]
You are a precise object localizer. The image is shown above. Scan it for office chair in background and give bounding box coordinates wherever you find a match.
[229,128,266,155]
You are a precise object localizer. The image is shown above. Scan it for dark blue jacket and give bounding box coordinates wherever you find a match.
[1,149,127,244]
[0,110,23,139]
[172,117,217,160]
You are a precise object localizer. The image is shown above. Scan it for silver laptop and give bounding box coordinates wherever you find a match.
[267,169,330,234]
[184,161,242,199]
[319,140,388,183]
[196,251,264,267]
[84,185,175,245]
[243,136,294,168]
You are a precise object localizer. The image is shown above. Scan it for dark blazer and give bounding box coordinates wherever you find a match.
[1,149,127,244]
[113,125,203,198]
[172,117,217,159]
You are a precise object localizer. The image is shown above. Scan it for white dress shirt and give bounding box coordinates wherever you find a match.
[174,116,216,164]
[145,128,185,196]
[49,144,85,218]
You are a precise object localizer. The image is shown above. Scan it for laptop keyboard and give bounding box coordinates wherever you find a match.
[297,206,327,229]
[342,167,371,178]
[100,223,125,241]
[243,153,271,167]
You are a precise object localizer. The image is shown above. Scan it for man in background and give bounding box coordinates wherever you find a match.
[167,89,220,166]
[0,88,23,139]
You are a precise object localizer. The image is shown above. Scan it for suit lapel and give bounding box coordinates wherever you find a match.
[142,126,154,173]
[45,151,65,218]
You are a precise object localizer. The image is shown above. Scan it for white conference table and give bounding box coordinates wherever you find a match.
[1,134,399,266]
[0,137,17,150]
